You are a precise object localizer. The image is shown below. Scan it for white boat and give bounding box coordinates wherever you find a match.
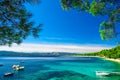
[96,71,110,76]
[96,71,120,76]
[18,66,24,70]
[12,65,24,71]
[4,72,14,77]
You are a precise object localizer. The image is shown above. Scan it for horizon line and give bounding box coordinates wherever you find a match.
[0,43,114,53]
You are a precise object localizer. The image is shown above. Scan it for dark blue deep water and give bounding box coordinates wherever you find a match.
[0,57,120,80]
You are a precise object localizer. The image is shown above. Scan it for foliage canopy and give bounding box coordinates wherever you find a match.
[61,0,120,43]
[0,0,41,46]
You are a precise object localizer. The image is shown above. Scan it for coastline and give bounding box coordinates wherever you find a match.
[95,56,120,63]
[93,56,120,63]
[104,58,120,63]
[82,56,120,63]
[75,55,120,63]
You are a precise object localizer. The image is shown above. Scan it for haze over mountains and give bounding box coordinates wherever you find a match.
[0,51,75,57]
[0,43,111,53]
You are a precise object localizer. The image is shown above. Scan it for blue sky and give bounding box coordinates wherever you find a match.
[24,0,116,46]
[0,0,115,53]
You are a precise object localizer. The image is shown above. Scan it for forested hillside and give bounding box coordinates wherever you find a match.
[75,46,120,59]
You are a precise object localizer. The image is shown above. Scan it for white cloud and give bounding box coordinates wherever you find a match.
[0,43,113,53]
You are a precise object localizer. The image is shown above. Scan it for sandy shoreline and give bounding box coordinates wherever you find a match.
[88,56,120,63]
[103,57,120,63]
[78,56,120,63]
[73,56,120,63]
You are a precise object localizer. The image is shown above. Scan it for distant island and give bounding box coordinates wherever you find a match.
[0,51,75,57]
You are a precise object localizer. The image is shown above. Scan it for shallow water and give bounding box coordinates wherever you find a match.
[0,57,120,80]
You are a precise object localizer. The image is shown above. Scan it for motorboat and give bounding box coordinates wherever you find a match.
[16,66,24,70]
[12,65,19,69]
[96,71,110,76]
[96,71,120,76]
[4,72,14,77]
[12,65,24,71]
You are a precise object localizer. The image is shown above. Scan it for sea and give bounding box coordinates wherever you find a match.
[0,56,120,80]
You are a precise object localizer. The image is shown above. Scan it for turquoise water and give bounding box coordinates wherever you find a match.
[0,57,120,80]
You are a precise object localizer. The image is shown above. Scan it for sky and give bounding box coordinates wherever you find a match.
[0,0,116,53]
[24,0,116,45]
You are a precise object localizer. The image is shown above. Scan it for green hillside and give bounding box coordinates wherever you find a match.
[75,46,120,59]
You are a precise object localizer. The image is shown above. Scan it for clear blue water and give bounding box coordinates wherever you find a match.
[0,57,120,80]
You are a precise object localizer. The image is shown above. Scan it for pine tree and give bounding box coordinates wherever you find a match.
[0,0,41,46]
[61,0,120,43]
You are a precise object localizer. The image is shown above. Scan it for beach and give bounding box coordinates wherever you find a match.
[104,58,120,63]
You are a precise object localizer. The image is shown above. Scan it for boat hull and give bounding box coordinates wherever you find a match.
[4,72,14,77]
[96,71,120,76]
